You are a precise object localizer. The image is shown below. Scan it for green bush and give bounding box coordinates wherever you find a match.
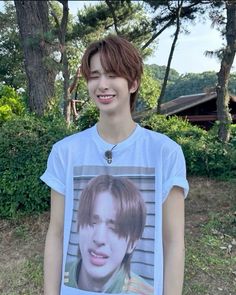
[0,84,25,125]
[0,115,74,218]
[77,102,99,131]
[1,112,235,218]
[141,115,236,179]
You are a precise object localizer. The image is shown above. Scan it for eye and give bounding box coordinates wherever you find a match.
[90,217,98,226]
[108,222,118,233]
[89,75,99,80]
[107,73,117,78]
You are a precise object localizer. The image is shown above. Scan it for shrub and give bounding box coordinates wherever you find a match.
[77,102,99,131]
[141,115,236,179]
[0,84,25,125]
[0,115,74,218]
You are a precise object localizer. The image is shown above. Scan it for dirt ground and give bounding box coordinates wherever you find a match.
[0,176,235,295]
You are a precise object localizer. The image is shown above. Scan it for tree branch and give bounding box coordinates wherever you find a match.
[157,0,183,113]
[105,0,120,35]
[142,17,175,50]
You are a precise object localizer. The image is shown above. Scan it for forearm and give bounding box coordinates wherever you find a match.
[163,240,185,295]
[44,228,63,295]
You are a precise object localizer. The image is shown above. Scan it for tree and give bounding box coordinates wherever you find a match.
[146,64,180,82]
[157,0,184,113]
[0,2,25,88]
[137,68,161,111]
[72,1,154,57]
[14,1,56,115]
[215,1,236,142]
[164,71,218,101]
[143,0,207,111]
[49,0,71,125]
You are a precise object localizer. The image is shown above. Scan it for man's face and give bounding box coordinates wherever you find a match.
[79,191,133,284]
[87,53,137,116]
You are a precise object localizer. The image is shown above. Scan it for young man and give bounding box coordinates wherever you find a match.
[41,35,189,295]
[64,174,153,294]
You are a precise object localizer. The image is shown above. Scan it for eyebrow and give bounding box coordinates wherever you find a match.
[90,69,115,75]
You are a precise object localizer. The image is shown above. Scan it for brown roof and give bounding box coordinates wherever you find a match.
[160,92,217,115]
[133,92,236,121]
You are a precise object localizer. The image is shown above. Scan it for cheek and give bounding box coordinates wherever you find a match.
[111,235,129,257]
[79,226,93,247]
[87,81,96,93]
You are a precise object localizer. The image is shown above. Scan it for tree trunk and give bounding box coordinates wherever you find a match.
[60,2,70,127]
[216,1,236,142]
[14,1,56,115]
[50,1,70,126]
[157,0,183,113]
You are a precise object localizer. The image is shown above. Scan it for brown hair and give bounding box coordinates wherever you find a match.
[80,35,143,111]
[78,174,146,275]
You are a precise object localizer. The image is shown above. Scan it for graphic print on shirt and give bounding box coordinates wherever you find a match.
[64,166,155,294]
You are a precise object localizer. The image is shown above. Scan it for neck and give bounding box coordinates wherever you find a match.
[78,268,106,292]
[97,114,136,144]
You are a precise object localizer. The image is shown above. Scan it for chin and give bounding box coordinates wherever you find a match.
[86,267,113,281]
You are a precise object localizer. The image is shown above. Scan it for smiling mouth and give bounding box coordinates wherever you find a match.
[97,95,115,99]
[97,95,115,103]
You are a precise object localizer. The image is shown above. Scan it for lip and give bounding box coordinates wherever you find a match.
[89,249,109,266]
[96,94,116,104]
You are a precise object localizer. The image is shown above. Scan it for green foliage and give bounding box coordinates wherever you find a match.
[142,68,236,103]
[72,1,154,57]
[145,64,180,82]
[0,115,74,218]
[0,84,25,125]
[163,71,236,101]
[0,2,26,88]
[142,115,236,179]
[77,102,99,131]
[229,72,236,94]
[136,68,161,111]
[164,71,218,101]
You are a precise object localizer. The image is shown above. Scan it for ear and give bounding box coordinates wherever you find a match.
[129,80,138,94]
[126,240,138,254]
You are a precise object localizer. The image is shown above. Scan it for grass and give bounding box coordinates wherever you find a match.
[0,256,43,295]
[183,177,236,295]
[0,177,235,294]
[184,214,236,295]
[0,213,48,295]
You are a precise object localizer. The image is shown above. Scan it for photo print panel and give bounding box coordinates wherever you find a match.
[64,165,156,294]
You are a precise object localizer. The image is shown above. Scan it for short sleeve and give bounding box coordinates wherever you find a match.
[162,145,189,202]
[40,144,66,195]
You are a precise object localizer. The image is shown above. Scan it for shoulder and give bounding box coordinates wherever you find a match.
[123,271,154,294]
[53,126,94,153]
[141,126,182,154]
[64,260,80,288]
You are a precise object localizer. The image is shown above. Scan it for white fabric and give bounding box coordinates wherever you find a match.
[40,124,189,295]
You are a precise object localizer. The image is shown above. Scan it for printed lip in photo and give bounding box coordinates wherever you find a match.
[88,248,109,267]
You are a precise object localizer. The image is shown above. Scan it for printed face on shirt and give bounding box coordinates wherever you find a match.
[87,53,137,116]
[78,191,134,288]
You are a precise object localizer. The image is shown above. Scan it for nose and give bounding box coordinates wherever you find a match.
[97,75,109,91]
[93,223,107,246]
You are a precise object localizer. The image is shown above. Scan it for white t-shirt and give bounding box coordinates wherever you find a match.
[40,124,189,295]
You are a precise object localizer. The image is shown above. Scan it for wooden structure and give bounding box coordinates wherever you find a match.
[160,92,236,129]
